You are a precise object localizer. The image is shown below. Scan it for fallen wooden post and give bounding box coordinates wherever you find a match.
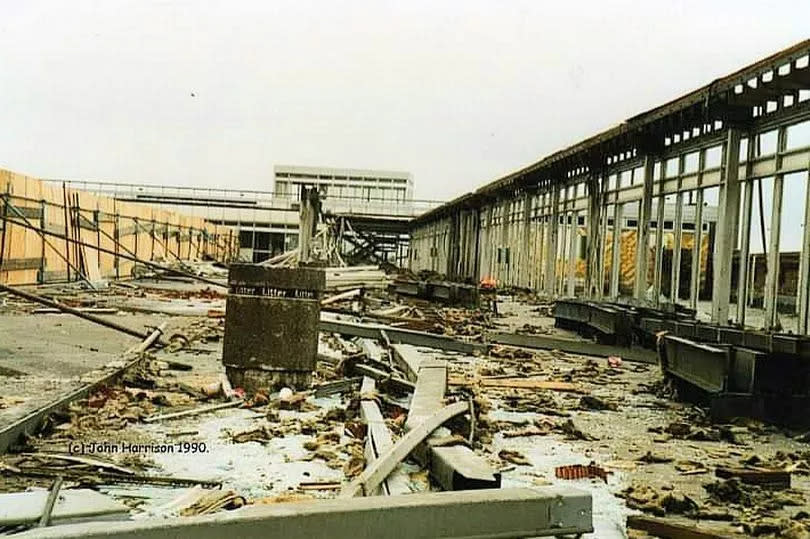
[626,515,734,539]
[715,466,790,488]
[321,288,362,307]
[340,401,468,498]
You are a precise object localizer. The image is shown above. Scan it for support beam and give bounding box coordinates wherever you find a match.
[544,183,560,296]
[17,487,593,539]
[586,173,603,298]
[765,127,788,329]
[566,211,578,296]
[736,135,757,325]
[799,165,810,334]
[610,202,622,297]
[634,156,655,299]
[670,192,684,302]
[689,189,705,310]
[711,128,742,324]
[652,193,666,305]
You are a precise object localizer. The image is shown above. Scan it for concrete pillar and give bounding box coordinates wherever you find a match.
[711,128,743,323]
[634,156,655,299]
[299,187,320,264]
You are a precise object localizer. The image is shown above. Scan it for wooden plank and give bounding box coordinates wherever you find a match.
[715,466,790,488]
[627,515,735,539]
[449,376,585,393]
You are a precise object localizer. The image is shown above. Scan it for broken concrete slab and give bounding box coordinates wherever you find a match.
[0,488,129,527]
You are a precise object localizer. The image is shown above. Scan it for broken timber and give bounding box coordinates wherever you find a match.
[15,487,593,539]
[626,515,733,539]
[394,344,500,491]
[340,401,468,498]
[359,377,411,495]
[0,323,166,454]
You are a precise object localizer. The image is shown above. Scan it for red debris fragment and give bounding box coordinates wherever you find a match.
[555,463,611,483]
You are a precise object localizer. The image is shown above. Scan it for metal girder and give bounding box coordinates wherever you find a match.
[487,332,658,364]
[318,317,487,355]
[660,335,729,394]
[18,487,593,539]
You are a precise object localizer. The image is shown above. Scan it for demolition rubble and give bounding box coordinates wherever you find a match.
[1,257,810,538]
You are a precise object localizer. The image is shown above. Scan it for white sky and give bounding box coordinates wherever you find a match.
[1,1,808,202]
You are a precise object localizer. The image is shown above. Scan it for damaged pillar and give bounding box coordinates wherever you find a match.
[299,187,321,264]
[222,265,325,392]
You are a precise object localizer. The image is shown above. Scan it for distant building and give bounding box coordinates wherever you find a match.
[273,165,413,205]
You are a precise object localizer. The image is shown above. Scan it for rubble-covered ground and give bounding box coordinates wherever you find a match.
[2,273,810,537]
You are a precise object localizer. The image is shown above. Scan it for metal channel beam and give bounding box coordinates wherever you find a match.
[660,335,729,394]
[17,487,593,539]
[487,332,657,363]
[319,317,487,354]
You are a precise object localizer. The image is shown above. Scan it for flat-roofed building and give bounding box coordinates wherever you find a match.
[273,165,413,206]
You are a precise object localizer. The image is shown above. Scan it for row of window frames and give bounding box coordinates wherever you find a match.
[275,174,409,184]
[485,215,709,232]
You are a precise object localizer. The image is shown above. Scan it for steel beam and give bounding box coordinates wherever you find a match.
[660,335,729,394]
[16,487,593,539]
[487,331,657,363]
[319,317,487,354]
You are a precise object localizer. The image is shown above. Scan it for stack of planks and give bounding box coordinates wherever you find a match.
[324,265,388,291]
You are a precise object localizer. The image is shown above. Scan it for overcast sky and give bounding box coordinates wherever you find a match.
[1,1,808,202]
